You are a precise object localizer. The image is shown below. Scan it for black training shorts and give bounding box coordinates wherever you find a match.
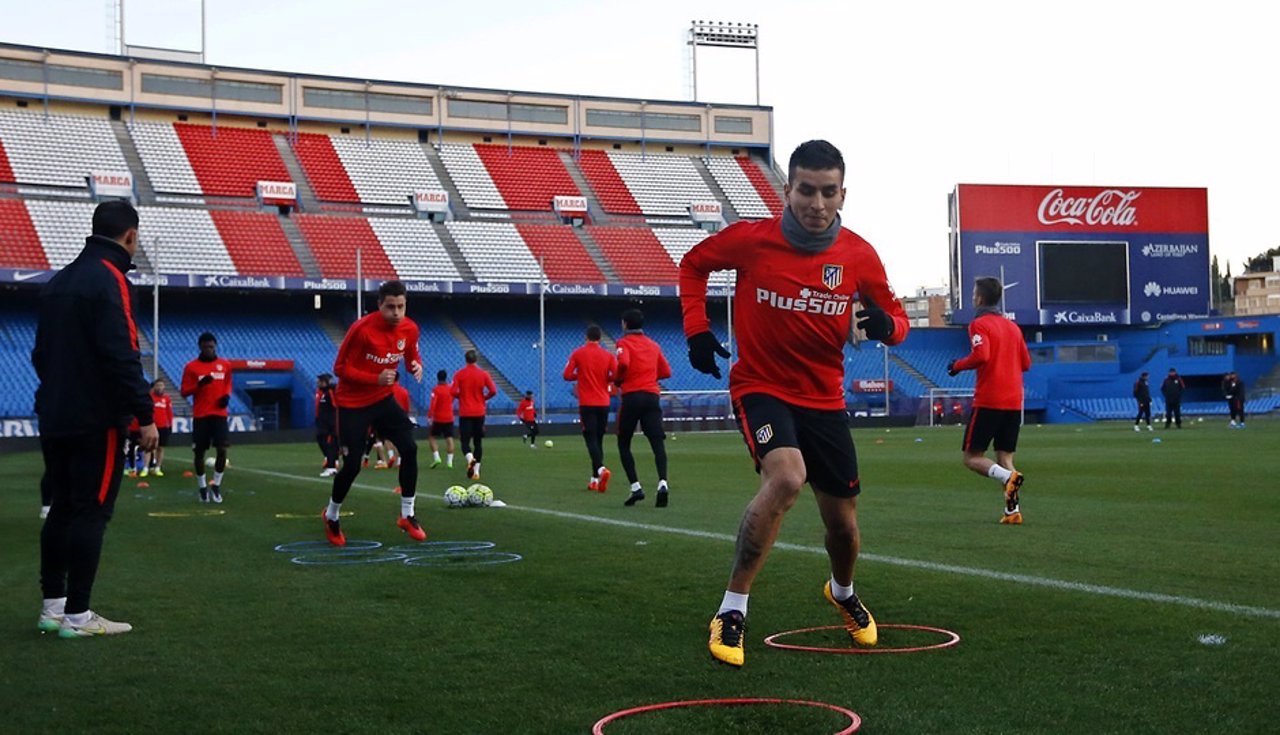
[962,407,1021,454]
[191,416,230,452]
[429,421,455,439]
[733,393,860,498]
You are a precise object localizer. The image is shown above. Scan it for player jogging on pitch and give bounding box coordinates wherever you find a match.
[680,140,910,666]
[948,276,1031,524]
[517,390,539,448]
[322,280,426,546]
[427,369,456,469]
[452,350,497,480]
[181,332,233,503]
[614,308,673,507]
[564,325,617,493]
[142,379,174,476]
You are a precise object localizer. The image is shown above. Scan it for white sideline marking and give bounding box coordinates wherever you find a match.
[242,466,1280,620]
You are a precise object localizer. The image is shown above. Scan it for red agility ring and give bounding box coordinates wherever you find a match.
[592,697,861,734]
[763,624,961,654]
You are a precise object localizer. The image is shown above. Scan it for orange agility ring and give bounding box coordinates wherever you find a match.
[592,697,861,734]
[763,624,960,654]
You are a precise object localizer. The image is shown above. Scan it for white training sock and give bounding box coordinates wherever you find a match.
[326,501,342,522]
[473,462,481,476]
[987,465,1013,483]
[432,450,441,462]
[42,597,67,615]
[401,496,415,518]
[213,471,224,485]
[197,474,207,489]
[830,577,855,601]
[630,482,643,493]
[447,454,454,468]
[658,480,669,492]
[718,591,749,617]
[465,452,474,463]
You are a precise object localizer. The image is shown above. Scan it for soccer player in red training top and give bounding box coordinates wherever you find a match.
[427,369,456,469]
[452,349,498,480]
[142,379,174,477]
[181,332,233,504]
[517,390,539,448]
[615,308,673,508]
[680,140,910,667]
[947,277,1032,524]
[322,280,426,546]
[564,325,618,492]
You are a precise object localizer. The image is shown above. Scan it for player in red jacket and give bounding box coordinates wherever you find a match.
[948,277,1032,525]
[516,390,539,448]
[141,379,173,477]
[427,370,456,469]
[564,325,618,492]
[614,308,673,507]
[680,140,909,667]
[451,350,497,480]
[322,280,426,546]
[181,332,233,503]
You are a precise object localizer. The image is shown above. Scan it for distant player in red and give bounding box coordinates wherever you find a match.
[322,280,425,546]
[142,379,173,477]
[181,332,233,503]
[427,369,455,469]
[681,140,909,667]
[315,373,338,477]
[564,325,618,492]
[615,308,672,507]
[517,390,539,447]
[948,276,1032,525]
[124,416,143,477]
[452,350,498,480]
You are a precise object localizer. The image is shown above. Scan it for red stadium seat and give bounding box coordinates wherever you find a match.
[514,223,604,282]
[736,157,784,216]
[294,214,397,279]
[0,199,48,269]
[209,210,305,277]
[290,132,360,203]
[173,123,291,198]
[577,150,641,215]
[0,140,14,184]
[586,226,678,284]
[474,144,581,211]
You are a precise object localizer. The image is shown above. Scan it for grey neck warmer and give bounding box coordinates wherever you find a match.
[780,206,842,253]
[974,305,1003,318]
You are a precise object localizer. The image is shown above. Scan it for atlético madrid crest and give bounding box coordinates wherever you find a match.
[822,264,844,290]
[396,339,406,350]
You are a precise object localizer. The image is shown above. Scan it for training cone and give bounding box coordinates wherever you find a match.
[137,481,150,488]
[183,470,194,478]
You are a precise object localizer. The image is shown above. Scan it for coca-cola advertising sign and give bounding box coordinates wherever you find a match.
[956,184,1206,234]
[1037,188,1140,227]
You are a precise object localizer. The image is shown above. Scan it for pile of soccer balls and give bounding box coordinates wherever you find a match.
[444,483,494,508]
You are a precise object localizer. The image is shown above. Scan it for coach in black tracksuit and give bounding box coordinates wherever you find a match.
[31,199,156,637]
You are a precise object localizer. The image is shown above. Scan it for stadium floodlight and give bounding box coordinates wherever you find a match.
[688,20,760,105]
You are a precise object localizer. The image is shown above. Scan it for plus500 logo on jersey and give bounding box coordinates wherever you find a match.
[366,352,403,365]
[756,288,849,315]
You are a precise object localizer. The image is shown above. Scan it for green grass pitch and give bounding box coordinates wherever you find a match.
[2,420,1277,733]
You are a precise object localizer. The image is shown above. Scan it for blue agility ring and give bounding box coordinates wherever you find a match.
[274,540,382,553]
[290,551,407,566]
[387,541,496,555]
[403,551,522,567]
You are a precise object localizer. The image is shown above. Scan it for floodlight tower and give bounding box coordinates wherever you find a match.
[688,21,760,105]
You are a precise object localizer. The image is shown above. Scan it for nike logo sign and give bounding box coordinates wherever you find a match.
[12,271,45,282]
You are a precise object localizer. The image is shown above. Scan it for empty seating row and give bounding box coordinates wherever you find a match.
[703,156,780,219]
[596,151,715,217]
[438,143,506,210]
[131,121,290,197]
[471,144,580,212]
[0,110,129,189]
[445,221,542,282]
[0,197,47,268]
[586,226,678,284]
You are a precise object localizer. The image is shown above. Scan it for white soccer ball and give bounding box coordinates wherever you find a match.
[467,483,494,507]
[444,485,470,508]
[544,439,554,448]
[205,456,215,468]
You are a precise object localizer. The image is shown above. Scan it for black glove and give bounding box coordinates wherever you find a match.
[198,374,214,387]
[216,395,230,409]
[855,306,895,342]
[947,360,960,377]
[687,331,731,380]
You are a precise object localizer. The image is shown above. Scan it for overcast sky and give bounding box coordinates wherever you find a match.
[3,0,1277,291]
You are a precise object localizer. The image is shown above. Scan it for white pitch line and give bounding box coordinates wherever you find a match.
[240,466,1280,620]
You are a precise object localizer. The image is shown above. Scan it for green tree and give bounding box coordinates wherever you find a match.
[1243,246,1280,273]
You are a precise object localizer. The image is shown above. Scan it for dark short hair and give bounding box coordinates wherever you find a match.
[436,369,447,382]
[1140,371,1149,377]
[198,332,217,345]
[788,140,845,182]
[525,390,533,397]
[586,325,602,341]
[465,349,478,364]
[621,308,644,330]
[91,199,139,240]
[974,277,1003,306]
[317,373,332,382]
[378,280,407,301]
[151,379,165,388]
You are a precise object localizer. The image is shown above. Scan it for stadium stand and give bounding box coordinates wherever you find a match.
[893,348,976,391]
[576,149,641,215]
[472,144,581,212]
[445,221,543,282]
[0,138,14,182]
[585,226,679,284]
[0,198,48,268]
[438,143,506,210]
[208,210,304,277]
[294,214,397,279]
[366,218,461,281]
[292,133,444,206]
[735,157,784,216]
[138,206,236,274]
[0,110,128,189]
[601,151,716,217]
[650,227,736,287]
[129,122,203,195]
[172,123,291,198]
[288,132,359,202]
[703,156,778,219]
[0,307,38,417]
[24,199,95,268]
[513,223,604,283]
